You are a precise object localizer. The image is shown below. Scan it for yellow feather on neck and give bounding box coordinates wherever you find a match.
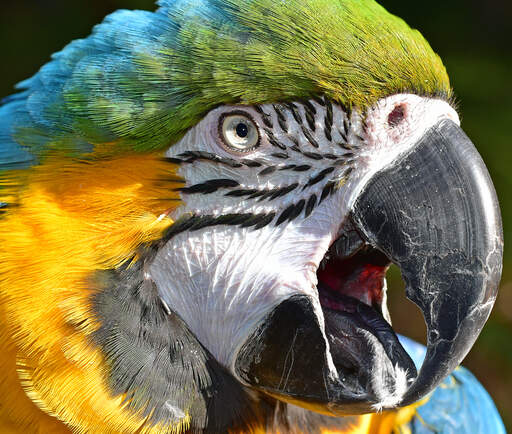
[0,153,189,433]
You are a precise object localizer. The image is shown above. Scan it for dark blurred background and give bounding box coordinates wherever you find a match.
[1,0,511,429]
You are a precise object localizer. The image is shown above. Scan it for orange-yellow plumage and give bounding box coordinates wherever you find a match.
[0,153,188,432]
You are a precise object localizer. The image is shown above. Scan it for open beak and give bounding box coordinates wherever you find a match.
[234,119,503,414]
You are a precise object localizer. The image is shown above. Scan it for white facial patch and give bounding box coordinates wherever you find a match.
[150,196,343,369]
[148,94,459,381]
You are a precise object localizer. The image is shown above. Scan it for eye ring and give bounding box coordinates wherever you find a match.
[218,111,260,153]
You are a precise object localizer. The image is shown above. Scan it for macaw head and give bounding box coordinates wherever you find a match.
[0,0,503,430]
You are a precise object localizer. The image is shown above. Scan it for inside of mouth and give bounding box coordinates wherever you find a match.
[317,233,418,387]
[317,240,391,317]
[316,235,427,348]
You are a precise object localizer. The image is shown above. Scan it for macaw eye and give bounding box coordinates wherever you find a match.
[220,112,260,152]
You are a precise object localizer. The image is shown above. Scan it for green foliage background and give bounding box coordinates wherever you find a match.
[1,0,511,429]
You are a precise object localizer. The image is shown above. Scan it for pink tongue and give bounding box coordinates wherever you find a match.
[317,249,388,308]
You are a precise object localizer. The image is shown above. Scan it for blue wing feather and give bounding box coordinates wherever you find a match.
[0,96,36,170]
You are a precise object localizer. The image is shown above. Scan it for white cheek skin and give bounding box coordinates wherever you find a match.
[149,191,344,369]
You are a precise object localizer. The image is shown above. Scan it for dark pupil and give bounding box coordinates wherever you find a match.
[236,122,249,138]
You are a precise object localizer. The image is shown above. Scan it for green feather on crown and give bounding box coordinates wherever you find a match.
[0,0,451,162]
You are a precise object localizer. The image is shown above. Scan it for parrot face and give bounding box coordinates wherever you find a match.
[0,0,505,431]
[145,93,501,414]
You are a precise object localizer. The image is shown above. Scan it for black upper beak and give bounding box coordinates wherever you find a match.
[235,119,503,414]
[350,119,503,406]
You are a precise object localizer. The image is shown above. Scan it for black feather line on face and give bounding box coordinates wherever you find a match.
[303,100,317,116]
[240,159,263,168]
[276,203,297,226]
[225,188,259,197]
[264,128,287,150]
[258,190,277,201]
[304,167,336,189]
[177,178,240,194]
[259,166,277,176]
[289,144,302,153]
[305,194,317,217]
[274,186,337,226]
[189,215,219,230]
[279,164,297,171]
[304,111,316,133]
[161,212,277,242]
[225,186,271,199]
[254,105,273,128]
[248,189,268,199]
[343,118,350,137]
[164,153,243,168]
[271,152,290,159]
[324,118,333,142]
[362,117,369,134]
[320,181,336,203]
[228,183,298,202]
[287,135,300,148]
[340,101,352,119]
[301,151,323,161]
[269,183,299,200]
[301,125,319,148]
[273,104,289,133]
[293,165,312,172]
[240,213,274,228]
[326,99,333,126]
[288,199,306,222]
[312,96,326,107]
[286,103,303,125]
[253,212,277,229]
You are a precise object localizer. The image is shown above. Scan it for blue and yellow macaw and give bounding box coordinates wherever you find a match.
[0,0,505,432]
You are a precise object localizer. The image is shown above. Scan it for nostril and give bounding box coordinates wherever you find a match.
[388,104,406,127]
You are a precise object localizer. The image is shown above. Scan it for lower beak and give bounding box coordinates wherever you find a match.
[234,119,503,414]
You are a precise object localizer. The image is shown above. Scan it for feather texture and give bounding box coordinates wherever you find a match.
[0,1,467,432]
[0,154,181,432]
[0,0,450,165]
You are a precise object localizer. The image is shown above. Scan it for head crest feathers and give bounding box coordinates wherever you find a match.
[0,0,451,164]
